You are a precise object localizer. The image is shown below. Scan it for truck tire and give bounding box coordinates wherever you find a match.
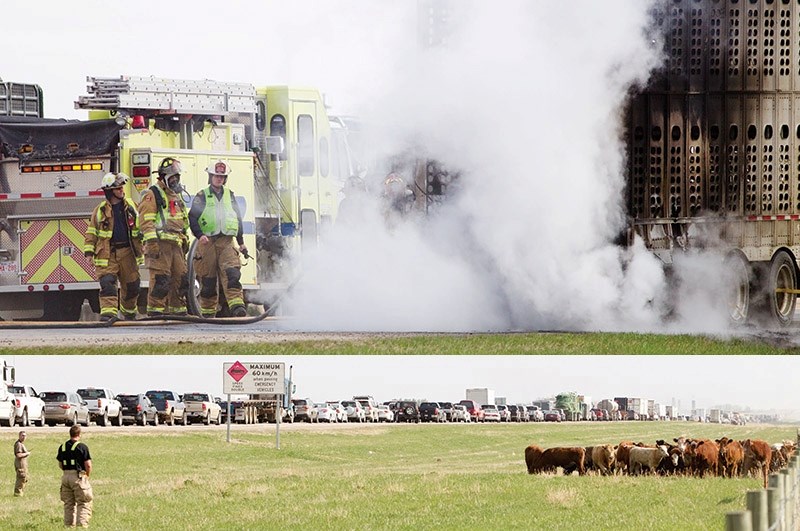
[203,412,211,425]
[216,412,222,425]
[36,413,45,427]
[21,409,28,427]
[152,413,159,426]
[112,411,122,427]
[766,251,797,327]
[724,253,751,326]
[167,411,174,426]
[138,414,146,426]
[181,412,187,426]
[98,410,108,427]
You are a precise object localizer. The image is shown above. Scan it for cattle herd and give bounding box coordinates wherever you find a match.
[524,436,798,487]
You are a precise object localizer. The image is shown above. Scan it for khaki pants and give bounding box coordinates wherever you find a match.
[95,246,140,318]
[14,462,27,495]
[194,236,244,316]
[60,470,93,527]
[145,240,188,314]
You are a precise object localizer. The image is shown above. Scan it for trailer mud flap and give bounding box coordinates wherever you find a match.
[19,219,94,284]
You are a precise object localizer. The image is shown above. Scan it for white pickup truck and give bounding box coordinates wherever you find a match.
[0,385,15,427]
[183,392,222,425]
[76,387,122,426]
[7,385,46,427]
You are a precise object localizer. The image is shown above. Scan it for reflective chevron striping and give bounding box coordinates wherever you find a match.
[20,219,95,284]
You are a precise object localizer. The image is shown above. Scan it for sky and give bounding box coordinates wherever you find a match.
[6,355,800,420]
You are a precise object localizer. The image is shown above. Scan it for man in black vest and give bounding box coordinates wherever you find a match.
[56,425,93,527]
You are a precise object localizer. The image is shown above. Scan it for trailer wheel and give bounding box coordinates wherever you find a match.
[723,253,751,326]
[766,250,797,328]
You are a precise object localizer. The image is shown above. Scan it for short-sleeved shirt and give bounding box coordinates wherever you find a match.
[14,440,28,467]
[56,440,91,472]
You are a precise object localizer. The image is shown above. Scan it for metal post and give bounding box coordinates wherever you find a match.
[746,490,767,531]
[226,393,231,443]
[725,511,752,531]
[275,393,281,450]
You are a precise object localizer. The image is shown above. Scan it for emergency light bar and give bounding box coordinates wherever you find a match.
[21,163,103,173]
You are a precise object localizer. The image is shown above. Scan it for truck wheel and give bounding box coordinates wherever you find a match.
[724,253,751,326]
[216,412,221,425]
[152,413,159,426]
[113,411,123,426]
[204,412,211,425]
[36,414,45,427]
[138,414,146,426]
[181,412,188,426]
[98,411,108,427]
[766,250,797,327]
[166,412,174,426]
[21,409,28,427]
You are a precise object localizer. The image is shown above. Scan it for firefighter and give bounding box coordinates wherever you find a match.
[56,425,93,528]
[188,160,248,317]
[139,157,190,316]
[381,172,415,227]
[83,172,143,321]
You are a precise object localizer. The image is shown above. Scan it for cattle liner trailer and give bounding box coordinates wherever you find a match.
[626,0,800,327]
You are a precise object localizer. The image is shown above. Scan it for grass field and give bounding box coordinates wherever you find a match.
[1,421,795,530]
[1,331,799,354]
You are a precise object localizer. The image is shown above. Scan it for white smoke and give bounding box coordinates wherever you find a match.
[288,1,687,332]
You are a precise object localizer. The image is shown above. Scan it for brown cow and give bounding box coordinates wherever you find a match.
[686,439,719,478]
[591,444,616,476]
[742,439,772,488]
[716,438,744,478]
[524,445,585,476]
[615,441,635,475]
[768,441,796,473]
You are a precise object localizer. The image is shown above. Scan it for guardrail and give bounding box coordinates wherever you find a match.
[726,430,800,531]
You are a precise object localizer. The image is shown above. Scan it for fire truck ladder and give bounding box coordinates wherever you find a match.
[75,75,257,116]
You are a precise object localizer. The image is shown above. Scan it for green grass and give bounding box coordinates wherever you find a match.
[1,331,798,354]
[1,421,794,530]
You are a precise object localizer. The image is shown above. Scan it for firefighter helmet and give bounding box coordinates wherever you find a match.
[206,160,230,185]
[206,160,230,176]
[383,173,406,197]
[157,157,182,179]
[100,172,128,189]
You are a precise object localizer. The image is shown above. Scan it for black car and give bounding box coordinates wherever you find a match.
[395,401,420,423]
[117,394,159,426]
[419,402,446,423]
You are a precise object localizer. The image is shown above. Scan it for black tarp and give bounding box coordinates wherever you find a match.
[0,118,122,161]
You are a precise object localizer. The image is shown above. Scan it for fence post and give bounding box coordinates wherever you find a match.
[746,490,767,531]
[766,488,780,531]
[726,511,753,531]
[780,469,792,531]
[768,473,784,531]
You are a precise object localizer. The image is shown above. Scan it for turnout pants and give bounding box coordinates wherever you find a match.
[194,236,244,316]
[60,470,93,527]
[96,246,140,318]
[145,240,188,314]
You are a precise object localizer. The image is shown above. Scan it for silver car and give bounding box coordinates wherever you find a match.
[40,391,90,427]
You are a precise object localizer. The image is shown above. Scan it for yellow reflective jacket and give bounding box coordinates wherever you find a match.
[83,198,144,267]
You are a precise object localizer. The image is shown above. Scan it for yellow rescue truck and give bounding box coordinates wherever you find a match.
[0,75,355,320]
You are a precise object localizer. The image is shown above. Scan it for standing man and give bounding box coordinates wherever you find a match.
[139,157,190,317]
[13,430,29,497]
[83,172,143,321]
[188,160,248,317]
[56,425,93,528]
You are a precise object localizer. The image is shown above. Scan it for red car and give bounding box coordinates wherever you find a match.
[457,399,484,422]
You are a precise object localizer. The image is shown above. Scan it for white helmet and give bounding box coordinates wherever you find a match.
[206,160,230,176]
[100,172,128,189]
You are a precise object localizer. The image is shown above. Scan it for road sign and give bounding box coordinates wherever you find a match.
[223,361,285,394]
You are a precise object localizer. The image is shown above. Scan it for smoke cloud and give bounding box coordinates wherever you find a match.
[285,1,698,332]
